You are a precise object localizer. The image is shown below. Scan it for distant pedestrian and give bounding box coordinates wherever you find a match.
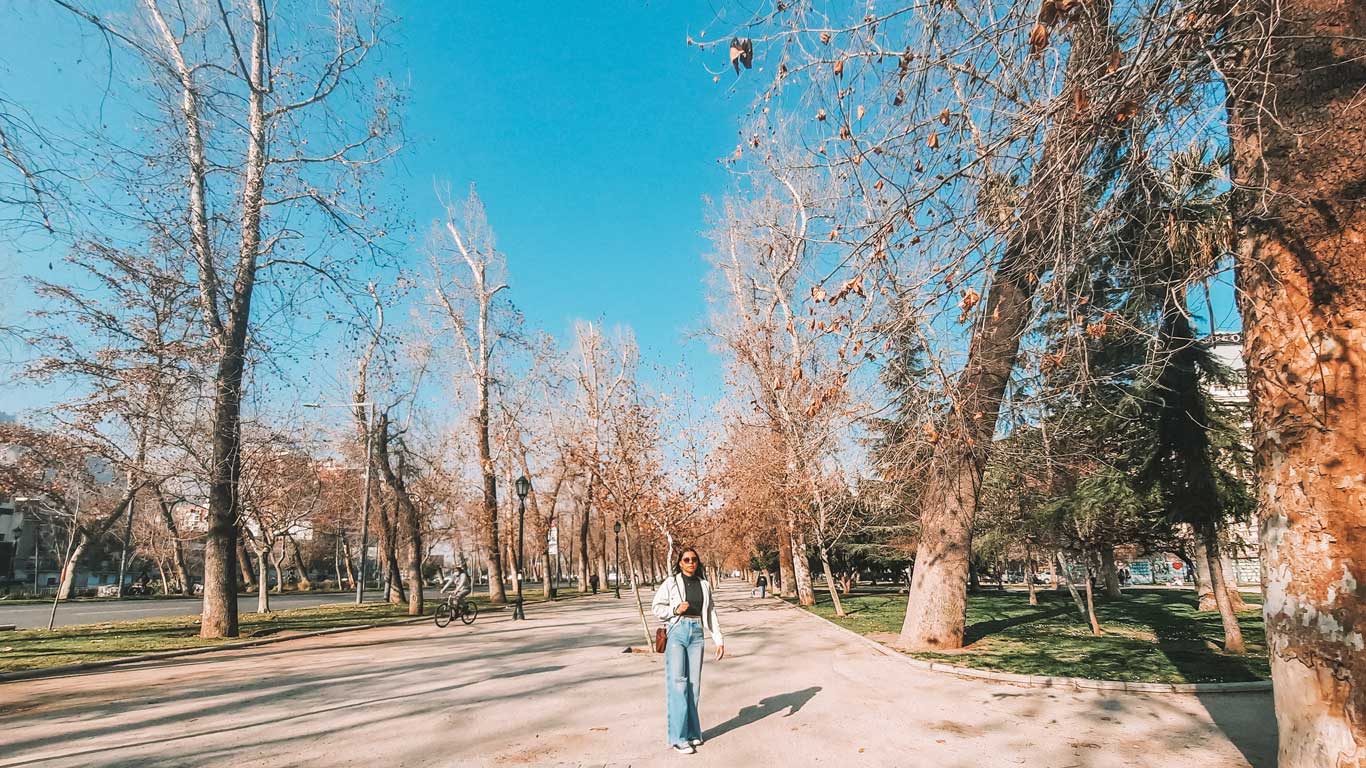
[753,573,768,598]
[651,547,725,755]
[589,573,600,594]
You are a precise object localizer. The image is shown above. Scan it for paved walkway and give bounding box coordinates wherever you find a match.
[0,582,1275,767]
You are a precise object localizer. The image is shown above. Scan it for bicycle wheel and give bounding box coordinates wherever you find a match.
[434,602,453,628]
[460,600,479,625]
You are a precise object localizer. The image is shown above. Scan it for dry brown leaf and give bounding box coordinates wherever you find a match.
[894,89,906,107]
[1028,23,1050,55]
[833,58,845,78]
[811,285,827,301]
[856,104,866,120]
[957,287,981,322]
[820,30,832,44]
[816,108,827,121]
[939,108,951,125]
[1107,48,1122,73]
[1073,86,1090,114]
[1039,0,1060,25]
[839,124,852,140]
[1113,100,1139,123]
[923,421,940,444]
[927,132,940,149]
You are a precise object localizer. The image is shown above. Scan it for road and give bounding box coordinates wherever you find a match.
[0,593,376,629]
[0,582,1275,767]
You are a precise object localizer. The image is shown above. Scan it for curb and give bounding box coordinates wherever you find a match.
[0,616,430,684]
[772,596,1271,694]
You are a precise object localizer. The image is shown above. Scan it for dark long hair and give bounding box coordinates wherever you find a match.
[672,547,707,580]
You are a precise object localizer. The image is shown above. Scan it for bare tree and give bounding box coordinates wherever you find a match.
[428,186,518,604]
[49,0,399,638]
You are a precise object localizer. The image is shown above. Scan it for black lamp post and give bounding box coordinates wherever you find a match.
[514,475,530,620]
[613,520,622,599]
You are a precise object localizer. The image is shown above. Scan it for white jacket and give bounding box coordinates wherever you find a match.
[651,573,724,646]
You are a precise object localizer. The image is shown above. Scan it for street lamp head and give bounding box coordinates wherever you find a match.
[515,475,530,499]
[613,520,622,534]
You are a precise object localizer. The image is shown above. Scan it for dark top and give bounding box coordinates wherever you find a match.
[756,574,768,587]
[681,574,703,617]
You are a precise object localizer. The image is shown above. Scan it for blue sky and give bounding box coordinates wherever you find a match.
[0,0,763,417]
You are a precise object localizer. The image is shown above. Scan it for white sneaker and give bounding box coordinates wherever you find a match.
[689,738,704,747]
[673,744,696,755]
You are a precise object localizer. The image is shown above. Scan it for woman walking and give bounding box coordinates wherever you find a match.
[650,547,725,755]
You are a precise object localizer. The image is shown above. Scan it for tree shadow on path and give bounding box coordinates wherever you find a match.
[702,686,822,742]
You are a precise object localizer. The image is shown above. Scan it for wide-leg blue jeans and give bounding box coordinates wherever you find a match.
[665,617,704,746]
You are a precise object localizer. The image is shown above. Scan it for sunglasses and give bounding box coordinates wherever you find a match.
[680,557,698,563]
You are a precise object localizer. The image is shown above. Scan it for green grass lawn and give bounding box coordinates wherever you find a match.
[789,586,1269,684]
[0,585,601,674]
[0,601,427,674]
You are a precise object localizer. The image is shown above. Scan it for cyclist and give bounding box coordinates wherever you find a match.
[441,566,472,610]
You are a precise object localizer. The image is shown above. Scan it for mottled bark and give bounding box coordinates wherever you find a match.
[1227,0,1366,760]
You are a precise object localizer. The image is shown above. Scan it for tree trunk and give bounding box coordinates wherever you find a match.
[1226,1,1366,760]
[256,543,269,613]
[899,0,1116,653]
[372,418,424,616]
[1083,558,1103,636]
[1202,523,1245,654]
[817,543,845,617]
[56,534,88,600]
[475,409,504,605]
[1026,549,1038,606]
[155,493,192,595]
[1048,554,1059,592]
[789,525,815,606]
[237,538,255,593]
[621,523,655,651]
[577,496,591,594]
[270,547,284,594]
[376,495,405,604]
[777,531,796,599]
[598,510,612,591]
[1099,548,1122,599]
[291,538,311,592]
[968,560,981,593]
[1192,534,1219,611]
[1219,552,1249,611]
[201,0,270,640]
[341,537,356,590]
[1055,551,1086,617]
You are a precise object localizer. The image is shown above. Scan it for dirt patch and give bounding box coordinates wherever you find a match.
[929,720,984,737]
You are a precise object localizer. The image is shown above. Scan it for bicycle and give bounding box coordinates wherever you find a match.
[434,593,479,627]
